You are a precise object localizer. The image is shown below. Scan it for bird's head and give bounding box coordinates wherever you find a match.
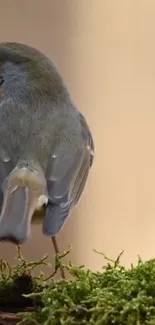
[0,42,62,103]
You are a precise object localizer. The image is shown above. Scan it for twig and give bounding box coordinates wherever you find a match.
[93,249,124,268]
[0,312,22,325]
[45,245,72,282]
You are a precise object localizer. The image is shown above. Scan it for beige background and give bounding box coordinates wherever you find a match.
[0,0,155,273]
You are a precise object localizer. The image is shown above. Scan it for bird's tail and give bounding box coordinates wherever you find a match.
[0,166,48,244]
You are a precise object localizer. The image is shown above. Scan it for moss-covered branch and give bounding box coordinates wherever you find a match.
[1,247,155,324]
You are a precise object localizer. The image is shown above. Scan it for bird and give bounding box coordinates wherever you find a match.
[0,42,95,251]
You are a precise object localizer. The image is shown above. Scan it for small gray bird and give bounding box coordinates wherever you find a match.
[0,42,95,245]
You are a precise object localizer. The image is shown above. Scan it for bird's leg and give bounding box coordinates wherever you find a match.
[16,244,24,261]
[51,236,66,279]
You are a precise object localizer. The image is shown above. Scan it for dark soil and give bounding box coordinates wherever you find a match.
[0,274,42,325]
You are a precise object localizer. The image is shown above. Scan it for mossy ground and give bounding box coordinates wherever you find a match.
[1,247,155,324]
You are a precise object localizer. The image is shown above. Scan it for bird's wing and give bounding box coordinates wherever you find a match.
[0,156,13,212]
[78,111,95,167]
[43,115,94,236]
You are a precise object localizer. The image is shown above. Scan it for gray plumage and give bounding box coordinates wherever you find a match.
[0,42,95,244]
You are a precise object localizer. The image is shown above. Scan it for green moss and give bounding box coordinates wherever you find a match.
[1,248,155,324]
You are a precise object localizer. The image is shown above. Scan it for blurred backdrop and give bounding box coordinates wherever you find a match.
[0,0,155,274]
